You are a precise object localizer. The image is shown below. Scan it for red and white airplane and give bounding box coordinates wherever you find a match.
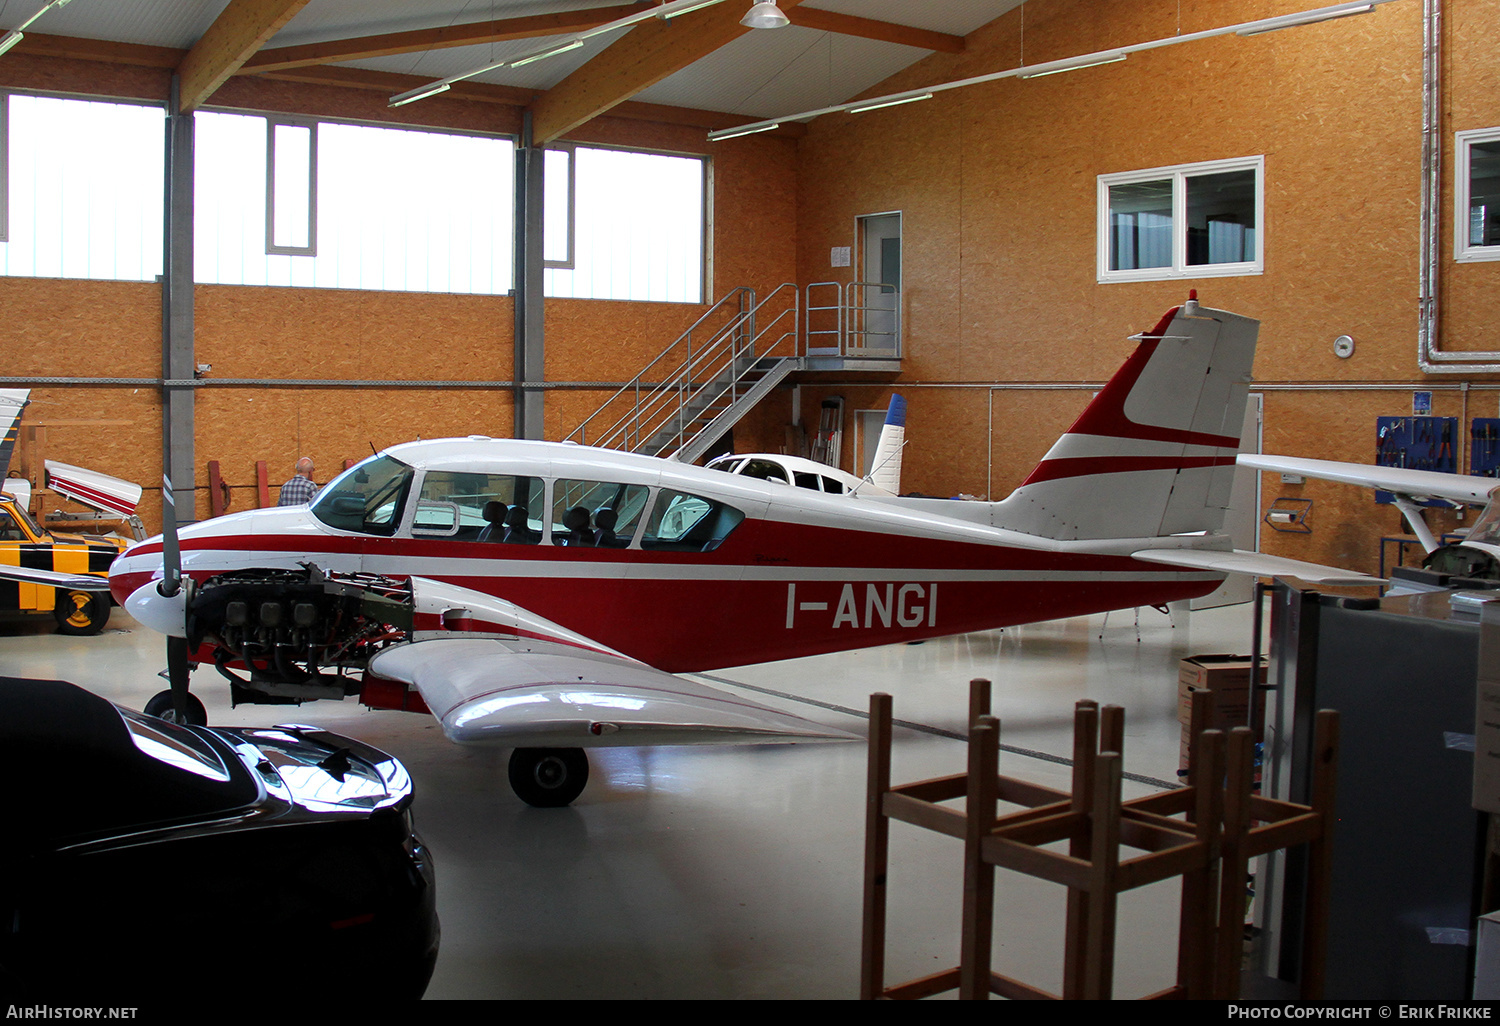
[102,294,1376,806]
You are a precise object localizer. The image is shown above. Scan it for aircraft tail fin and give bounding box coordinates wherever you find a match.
[993,294,1257,541]
[865,393,906,495]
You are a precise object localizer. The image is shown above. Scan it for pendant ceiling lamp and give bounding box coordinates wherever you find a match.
[741,2,790,30]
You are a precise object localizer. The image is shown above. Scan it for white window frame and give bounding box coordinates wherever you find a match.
[1457,127,1500,263]
[0,93,9,244]
[543,143,575,270]
[1097,155,1264,283]
[542,142,710,304]
[265,117,317,257]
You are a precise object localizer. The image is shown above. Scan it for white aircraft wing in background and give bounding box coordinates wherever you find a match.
[1238,453,1500,557]
[1237,454,1496,506]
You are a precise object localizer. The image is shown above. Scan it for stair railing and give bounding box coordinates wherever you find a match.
[567,284,799,457]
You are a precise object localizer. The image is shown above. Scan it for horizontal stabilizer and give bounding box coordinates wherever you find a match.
[1132,547,1383,587]
[1238,454,1496,506]
[0,565,112,591]
[370,637,857,749]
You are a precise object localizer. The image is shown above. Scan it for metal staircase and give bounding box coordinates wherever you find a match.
[565,280,901,462]
[566,284,801,461]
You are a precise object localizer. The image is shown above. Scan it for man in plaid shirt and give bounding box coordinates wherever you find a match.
[277,457,319,506]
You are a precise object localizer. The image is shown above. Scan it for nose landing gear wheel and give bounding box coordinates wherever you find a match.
[143,689,208,726]
[508,747,589,807]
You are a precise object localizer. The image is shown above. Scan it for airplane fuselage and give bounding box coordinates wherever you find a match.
[109,438,1223,673]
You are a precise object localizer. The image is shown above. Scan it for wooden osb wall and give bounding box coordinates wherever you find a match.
[790,0,1500,577]
[1,56,798,530]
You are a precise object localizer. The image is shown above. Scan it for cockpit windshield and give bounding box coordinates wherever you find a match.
[309,455,415,536]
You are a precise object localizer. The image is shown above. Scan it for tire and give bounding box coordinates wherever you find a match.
[508,748,589,807]
[143,688,208,726]
[53,589,109,636]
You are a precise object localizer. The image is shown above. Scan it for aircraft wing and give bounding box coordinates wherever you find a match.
[0,565,112,590]
[1132,547,1383,587]
[1238,454,1497,506]
[369,637,856,748]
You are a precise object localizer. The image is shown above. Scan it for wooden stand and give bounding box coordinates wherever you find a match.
[860,680,1339,1000]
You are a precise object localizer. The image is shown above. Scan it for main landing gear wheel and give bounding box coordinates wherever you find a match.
[508,748,589,807]
[143,689,208,726]
[53,589,109,636]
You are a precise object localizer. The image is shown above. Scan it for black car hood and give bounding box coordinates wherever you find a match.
[2,677,259,850]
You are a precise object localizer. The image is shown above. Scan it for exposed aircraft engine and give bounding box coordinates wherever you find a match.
[186,565,414,705]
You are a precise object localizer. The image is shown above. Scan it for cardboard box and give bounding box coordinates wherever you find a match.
[1179,654,1267,772]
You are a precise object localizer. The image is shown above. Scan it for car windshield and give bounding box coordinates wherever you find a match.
[310,455,415,536]
[2,500,42,539]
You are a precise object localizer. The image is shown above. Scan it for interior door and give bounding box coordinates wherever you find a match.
[855,213,901,355]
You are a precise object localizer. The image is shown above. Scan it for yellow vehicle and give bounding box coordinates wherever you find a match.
[0,493,126,634]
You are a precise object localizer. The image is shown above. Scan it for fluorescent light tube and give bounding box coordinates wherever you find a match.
[847,93,933,115]
[1237,3,1374,36]
[663,0,724,18]
[709,122,780,142]
[388,81,452,108]
[0,30,22,57]
[510,37,585,67]
[1017,53,1127,79]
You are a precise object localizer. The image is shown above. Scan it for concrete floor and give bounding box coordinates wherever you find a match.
[0,599,1261,999]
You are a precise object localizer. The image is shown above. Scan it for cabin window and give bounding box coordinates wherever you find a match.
[310,455,414,537]
[640,489,745,552]
[550,479,650,548]
[414,471,543,542]
[740,459,789,484]
[1098,156,1263,282]
[1458,128,1500,262]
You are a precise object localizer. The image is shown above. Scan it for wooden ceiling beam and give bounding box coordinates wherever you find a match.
[240,4,647,75]
[787,8,964,54]
[529,0,806,145]
[251,64,805,136]
[176,0,310,111]
[9,31,184,68]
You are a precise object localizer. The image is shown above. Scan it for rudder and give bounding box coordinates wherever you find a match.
[993,295,1257,541]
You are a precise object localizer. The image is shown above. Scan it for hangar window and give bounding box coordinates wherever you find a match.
[1458,128,1500,262]
[195,112,514,294]
[543,144,707,304]
[1098,157,1262,283]
[0,93,164,281]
